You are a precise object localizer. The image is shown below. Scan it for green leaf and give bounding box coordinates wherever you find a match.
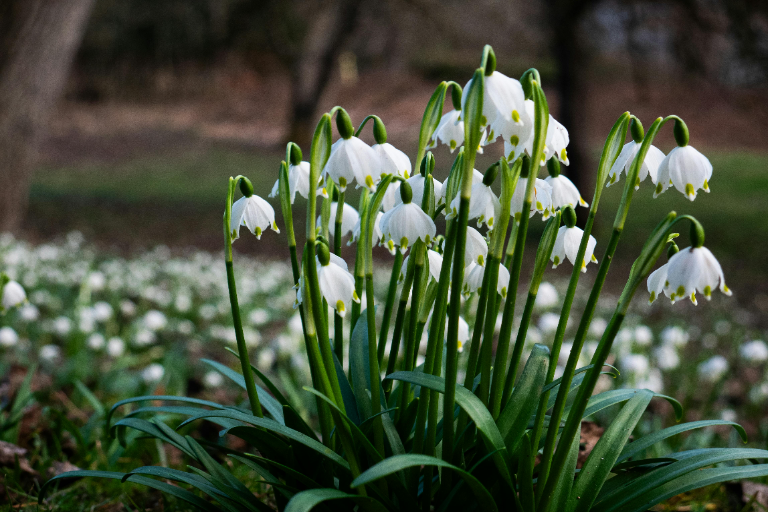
[462,69,485,154]
[111,418,192,455]
[333,350,360,426]
[600,463,768,512]
[185,436,259,508]
[238,454,322,490]
[616,420,747,464]
[518,433,535,511]
[350,309,373,420]
[568,389,654,512]
[40,471,221,512]
[201,359,285,424]
[562,388,680,424]
[385,371,513,488]
[541,364,618,394]
[178,409,350,471]
[416,82,448,168]
[352,454,498,512]
[108,395,226,427]
[546,423,581,512]
[284,488,389,512]
[225,346,293,408]
[497,344,549,454]
[593,448,768,512]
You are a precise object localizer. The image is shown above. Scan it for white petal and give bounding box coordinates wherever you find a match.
[647,264,668,303]
[373,143,411,178]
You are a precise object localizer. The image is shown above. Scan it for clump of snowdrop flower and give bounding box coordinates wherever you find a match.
[142,363,165,384]
[230,178,279,241]
[380,182,436,252]
[544,158,588,209]
[551,206,598,272]
[510,177,554,223]
[1,277,26,311]
[740,340,768,363]
[322,108,381,191]
[698,355,729,383]
[0,326,19,347]
[606,119,666,190]
[315,245,359,318]
[654,132,713,201]
[318,202,359,240]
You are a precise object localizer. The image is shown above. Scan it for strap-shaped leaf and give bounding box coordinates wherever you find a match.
[568,389,654,512]
[518,432,536,511]
[201,359,285,424]
[593,448,768,512]
[178,409,350,471]
[40,471,221,512]
[616,420,746,464]
[108,395,226,427]
[225,346,293,408]
[385,371,513,488]
[352,454,498,512]
[333,350,360,425]
[600,463,768,512]
[284,488,389,512]
[111,417,193,456]
[498,344,549,453]
[416,82,448,168]
[541,364,619,394]
[562,389,680,423]
[546,423,581,512]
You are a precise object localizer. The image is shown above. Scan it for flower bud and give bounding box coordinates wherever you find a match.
[239,177,254,197]
[316,241,331,266]
[450,83,463,111]
[400,181,413,204]
[563,205,577,228]
[373,117,387,145]
[690,219,705,248]
[482,45,496,76]
[546,157,560,178]
[289,143,303,166]
[520,68,541,100]
[520,155,531,178]
[673,118,689,147]
[336,108,354,139]
[420,151,435,177]
[482,162,499,186]
[667,242,679,260]
[630,117,644,143]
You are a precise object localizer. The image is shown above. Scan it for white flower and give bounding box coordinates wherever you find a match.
[551,226,598,272]
[88,272,106,291]
[750,383,768,404]
[621,353,650,377]
[249,308,270,326]
[142,363,165,384]
[93,301,114,322]
[698,355,728,383]
[463,263,510,298]
[589,317,608,338]
[455,315,470,353]
[382,181,401,212]
[425,250,444,282]
[317,202,360,240]
[663,246,731,304]
[40,344,61,362]
[230,195,279,241]
[463,71,527,145]
[654,344,681,370]
[637,368,664,393]
[107,337,125,357]
[323,137,381,191]
[316,256,359,318]
[647,263,671,304]
[380,201,436,252]
[740,340,768,363]
[721,409,738,422]
[440,169,483,204]
[510,178,555,224]
[0,327,19,347]
[134,329,157,346]
[538,312,561,334]
[87,333,105,350]
[447,182,500,230]
[120,299,137,317]
[545,175,588,209]
[1,280,26,310]
[53,316,72,336]
[19,304,39,322]
[429,110,465,152]
[464,227,488,267]
[373,143,411,178]
[269,161,322,203]
[654,146,712,201]
[544,115,570,165]
[606,141,666,189]
[394,175,443,208]
[351,211,383,246]
[661,326,689,347]
[535,282,559,309]
[204,371,224,388]
[144,310,168,331]
[634,325,654,346]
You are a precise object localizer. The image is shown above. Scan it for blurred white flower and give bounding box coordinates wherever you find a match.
[258,349,276,369]
[107,337,126,357]
[92,301,114,322]
[721,409,738,422]
[698,355,728,383]
[621,353,650,377]
[749,382,768,404]
[714,320,731,336]
[740,340,768,363]
[538,312,561,334]
[39,344,61,362]
[19,304,39,322]
[87,271,106,291]
[134,329,157,347]
[204,371,224,388]
[175,294,192,313]
[0,327,19,347]
[637,368,664,393]
[79,308,96,333]
[1,280,26,310]
[589,317,608,338]
[87,333,106,350]
[143,310,168,331]
[177,319,195,336]
[120,299,137,317]
[634,325,653,346]
[654,344,681,370]
[142,363,165,384]
[661,326,689,347]
[249,309,270,326]
[535,282,559,309]
[53,316,72,336]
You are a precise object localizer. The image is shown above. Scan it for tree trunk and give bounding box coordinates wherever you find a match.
[0,0,95,232]
[287,0,363,148]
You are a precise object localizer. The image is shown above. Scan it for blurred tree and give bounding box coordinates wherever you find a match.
[0,0,95,232]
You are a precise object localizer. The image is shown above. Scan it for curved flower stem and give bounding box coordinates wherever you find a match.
[224,177,263,418]
[333,189,346,361]
[377,250,404,365]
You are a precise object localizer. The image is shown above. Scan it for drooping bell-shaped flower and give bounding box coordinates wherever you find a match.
[401,250,444,283]
[654,145,712,201]
[463,70,528,145]
[394,174,443,208]
[373,142,411,178]
[464,226,488,267]
[647,263,672,304]
[315,245,360,317]
[551,207,597,272]
[545,158,588,209]
[510,177,555,224]
[1,279,26,310]
[440,168,483,205]
[350,211,383,246]
[317,202,360,240]
[231,180,279,241]
[270,161,311,203]
[447,164,501,230]
[662,246,731,305]
[380,182,436,252]
[462,262,510,298]
[323,109,381,191]
[544,115,570,165]
[382,180,401,212]
[606,141,666,190]
[429,109,464,153]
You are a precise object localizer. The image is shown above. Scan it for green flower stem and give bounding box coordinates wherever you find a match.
[224,177,263,418]
[377,250,403,365]
[413,280,438,360]
[477,262,501,404]
[333,189,346,361]
[384,255,414,397]
[499,289,536,409]
[503,222,519,269]
[350,191,369,334]
[278,160,333,444]
[537,118,672,511]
